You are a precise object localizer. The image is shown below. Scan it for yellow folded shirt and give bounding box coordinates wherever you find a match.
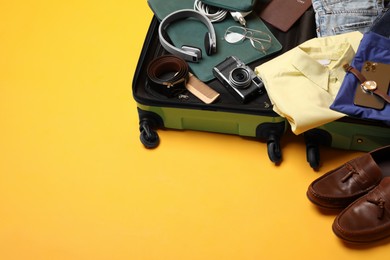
[255,31,363,135]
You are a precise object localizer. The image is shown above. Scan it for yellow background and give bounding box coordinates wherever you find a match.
[1,1,389,259]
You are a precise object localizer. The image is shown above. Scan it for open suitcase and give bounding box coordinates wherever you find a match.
[133,1,390,167]
[132,2,318,164]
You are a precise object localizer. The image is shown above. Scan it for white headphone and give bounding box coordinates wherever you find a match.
[158,9,217,63]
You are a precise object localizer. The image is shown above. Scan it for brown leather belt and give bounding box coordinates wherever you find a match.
[147,55,189,97]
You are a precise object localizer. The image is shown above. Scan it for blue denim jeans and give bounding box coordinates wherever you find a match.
[312,0,385,37]
[370,4,390,37]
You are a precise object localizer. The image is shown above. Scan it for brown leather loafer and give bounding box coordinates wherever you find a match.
[332,177,390,243]
[307,145,390,209]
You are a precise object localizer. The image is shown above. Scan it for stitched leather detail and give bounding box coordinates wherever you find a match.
[341,163,359,183]
[367,197,386,219]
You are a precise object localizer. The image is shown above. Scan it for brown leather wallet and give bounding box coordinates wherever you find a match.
[258,0,312,32]
[146,55,189,98]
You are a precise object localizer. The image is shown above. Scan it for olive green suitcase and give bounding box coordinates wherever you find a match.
[132,4,319,163]
[133,16,287,163]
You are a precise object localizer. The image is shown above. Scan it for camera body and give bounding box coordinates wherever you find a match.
[212,56,264,103]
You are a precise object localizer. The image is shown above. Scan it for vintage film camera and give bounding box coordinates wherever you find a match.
[212,56,265,103]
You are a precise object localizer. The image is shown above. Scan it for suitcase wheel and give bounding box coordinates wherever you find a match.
[139,119,160,148]
[137,108,164,149]
[267,134,282,164]
[304,129,332,169]
[256,122,285,164]
[306,145,320,169]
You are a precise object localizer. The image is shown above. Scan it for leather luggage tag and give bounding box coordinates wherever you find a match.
[353,61,390,110]
[258,0,312,32]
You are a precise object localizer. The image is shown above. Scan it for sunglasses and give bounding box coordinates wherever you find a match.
[224,26,272,54]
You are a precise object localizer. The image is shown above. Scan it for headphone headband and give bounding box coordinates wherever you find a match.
[158,9,217,62]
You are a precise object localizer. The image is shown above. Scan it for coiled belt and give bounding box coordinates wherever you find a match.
[146,55,189,97]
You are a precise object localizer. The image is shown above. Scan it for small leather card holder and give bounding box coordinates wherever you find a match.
[354,61,390,110]
[258,0,312,32]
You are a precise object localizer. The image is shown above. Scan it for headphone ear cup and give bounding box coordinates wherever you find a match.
[204,32,214,56]
[181,45,202,60]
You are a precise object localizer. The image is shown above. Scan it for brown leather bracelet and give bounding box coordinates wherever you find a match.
[147,55,189,98]
[361,80,390,104]
[374,89,390,104]
[343,64,367,83]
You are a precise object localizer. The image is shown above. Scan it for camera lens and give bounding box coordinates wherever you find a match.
[229,68,251,88]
